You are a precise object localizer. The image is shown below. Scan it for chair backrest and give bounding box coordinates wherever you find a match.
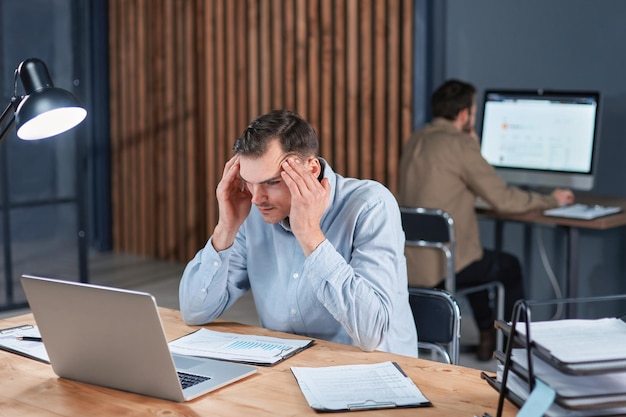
[408,287,461,364]
[400,207,456,292]
[401,206,506,353]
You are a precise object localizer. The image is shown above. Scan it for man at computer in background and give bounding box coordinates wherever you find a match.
[179,109,418,357]
[398,79,574,361]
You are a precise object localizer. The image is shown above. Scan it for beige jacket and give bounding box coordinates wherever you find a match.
[397,118,558,287]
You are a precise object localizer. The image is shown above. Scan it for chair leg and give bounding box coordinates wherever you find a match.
[495,283,505,352]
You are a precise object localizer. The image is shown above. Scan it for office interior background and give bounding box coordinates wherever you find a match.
[0,0,625,316]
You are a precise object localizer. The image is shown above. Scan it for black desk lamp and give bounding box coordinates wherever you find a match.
[0,58,86,309]
[0,57,87,142]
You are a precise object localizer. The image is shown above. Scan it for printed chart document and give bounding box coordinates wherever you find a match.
[168,328,314,365]
[290,361,431,412]
[0,325,49,363]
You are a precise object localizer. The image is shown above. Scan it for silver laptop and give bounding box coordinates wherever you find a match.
[20,275,256,402]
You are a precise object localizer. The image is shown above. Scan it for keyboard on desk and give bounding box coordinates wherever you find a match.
[543,204,623,220]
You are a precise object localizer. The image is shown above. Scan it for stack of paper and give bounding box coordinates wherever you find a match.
[493,318,626,416]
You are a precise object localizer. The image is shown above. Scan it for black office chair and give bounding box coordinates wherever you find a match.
[408,287,461,364]
[400,206,505,352]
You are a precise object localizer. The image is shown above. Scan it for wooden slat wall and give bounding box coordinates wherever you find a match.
[109,0,414,262]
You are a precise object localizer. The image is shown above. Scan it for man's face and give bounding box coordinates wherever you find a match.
[238,139,293,224]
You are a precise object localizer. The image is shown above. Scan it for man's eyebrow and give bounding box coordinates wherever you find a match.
[239,174,282,185]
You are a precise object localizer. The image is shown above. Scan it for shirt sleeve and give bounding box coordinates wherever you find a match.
[178,235,250,325]
[460,139,558,212]
[302,190,406,352]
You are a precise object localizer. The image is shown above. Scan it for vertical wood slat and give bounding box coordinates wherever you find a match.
[136,0,150,256]
[387,0,402,190]
[203,2,217,240]
[359,0,373,179]
[163,0,176,259]
[319,0,333,160]
[306,0,320,133]
[346,0,360,179]
[271,0,283,110]
[295,1,308,117]
[333,0,347,175]
[373,0,387,182]
[109,0,414,263]
[283,1,296,110]
[183,0,199,257]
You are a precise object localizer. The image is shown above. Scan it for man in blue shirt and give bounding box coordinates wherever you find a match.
[179,109,417,357]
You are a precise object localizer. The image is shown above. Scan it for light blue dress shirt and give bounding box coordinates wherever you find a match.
[179,160,418,357]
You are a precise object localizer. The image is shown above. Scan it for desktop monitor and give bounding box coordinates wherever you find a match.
[479,89,600,191]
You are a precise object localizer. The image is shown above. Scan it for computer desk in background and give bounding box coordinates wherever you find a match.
[0,307,516,416]
[477,195,626,318]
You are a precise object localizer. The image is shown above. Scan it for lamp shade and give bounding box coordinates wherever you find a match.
[14,58,87,140]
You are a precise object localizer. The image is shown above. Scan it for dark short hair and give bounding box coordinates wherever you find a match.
[233,109,319,157]
[431,79,476,120]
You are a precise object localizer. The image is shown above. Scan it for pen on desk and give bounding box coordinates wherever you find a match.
[16,336,42,342]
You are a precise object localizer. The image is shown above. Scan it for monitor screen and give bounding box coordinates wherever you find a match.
[479,89,600,191]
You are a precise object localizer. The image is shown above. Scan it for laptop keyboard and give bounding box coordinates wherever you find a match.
[178,371,211,389]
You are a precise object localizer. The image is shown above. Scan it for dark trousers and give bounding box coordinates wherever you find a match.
[439,249,524,331]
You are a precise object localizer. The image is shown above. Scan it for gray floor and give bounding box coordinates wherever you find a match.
[2,251,496,373]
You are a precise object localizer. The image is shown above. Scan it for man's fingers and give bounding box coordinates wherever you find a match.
[281,158,317,192]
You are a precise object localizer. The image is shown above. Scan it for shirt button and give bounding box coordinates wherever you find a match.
[212,261,219,267]
[201,288,207,293]
[290,308,297,316]
[292,273,299,279]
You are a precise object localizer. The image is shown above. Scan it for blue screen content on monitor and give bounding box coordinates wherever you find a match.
[480,90,600,191]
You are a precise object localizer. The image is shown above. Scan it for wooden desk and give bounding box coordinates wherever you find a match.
[0,308,517,416]
[478,195,626,317]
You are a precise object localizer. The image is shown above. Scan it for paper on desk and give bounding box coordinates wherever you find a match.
[0,325,49,363]
[515,318,626,364]
[290,361,431,412]
[168,328,313,365]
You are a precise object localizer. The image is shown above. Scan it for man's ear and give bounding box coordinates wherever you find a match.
[457,107,469,123]
[306,156,321,177]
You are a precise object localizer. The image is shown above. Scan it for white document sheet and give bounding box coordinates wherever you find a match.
[290,361,431,412]
[168,328,313,365]
[515,318,626,364]
[0,324,49,363]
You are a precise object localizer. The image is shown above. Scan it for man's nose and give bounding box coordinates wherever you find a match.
[247,184,266,204]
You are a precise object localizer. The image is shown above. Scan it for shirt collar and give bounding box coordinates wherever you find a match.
[431,117,459,132]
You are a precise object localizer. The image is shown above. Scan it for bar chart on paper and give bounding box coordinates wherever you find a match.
[227,340,292,352]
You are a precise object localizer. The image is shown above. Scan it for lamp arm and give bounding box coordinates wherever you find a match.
[0,96,21,144]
